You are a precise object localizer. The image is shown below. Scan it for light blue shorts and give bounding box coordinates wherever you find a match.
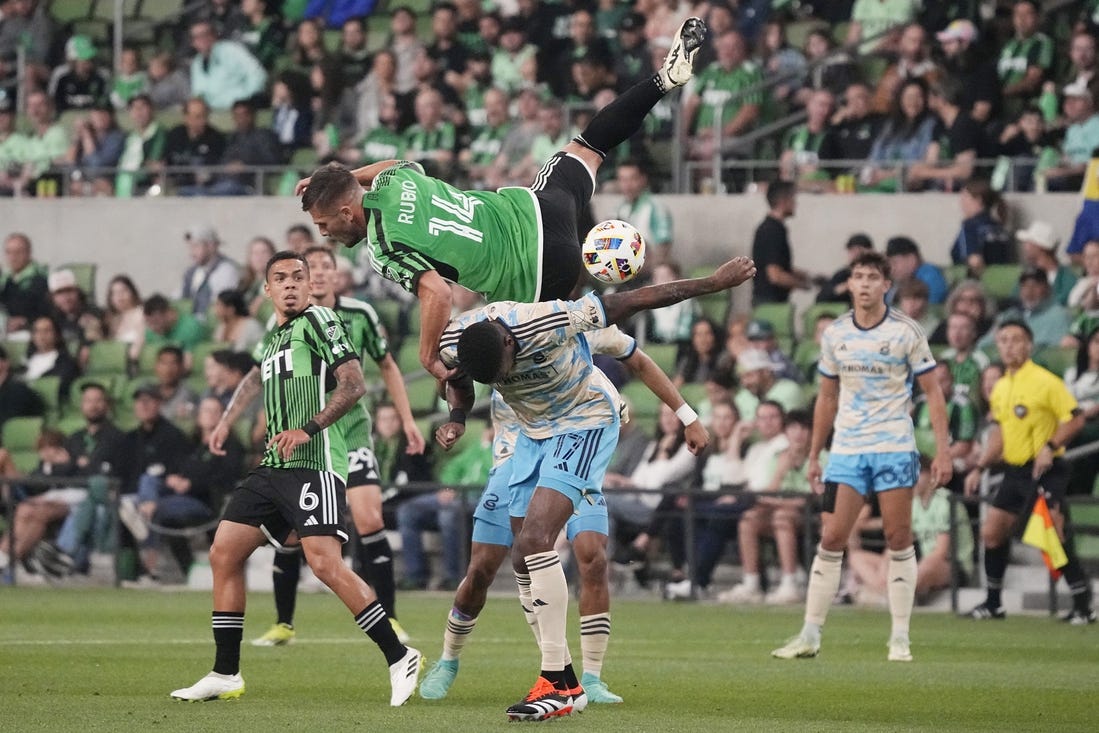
[471,458,610,547]
[508,422,618,518]
[824,451,920,496]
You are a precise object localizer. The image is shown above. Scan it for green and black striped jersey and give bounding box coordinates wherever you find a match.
[333,295,389,449]
[256,304,358,476]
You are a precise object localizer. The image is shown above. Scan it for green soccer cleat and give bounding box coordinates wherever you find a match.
[580,672,623,704]
[771,634,820,659]
[419,658,459,700]
[251,622,295,647]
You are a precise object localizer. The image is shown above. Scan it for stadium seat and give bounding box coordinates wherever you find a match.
[980,264,1022,304]
[642,342,678,375]
[72,375,119,404]
[752,302,795,343]
[28,376,62,421]
[135,342,160,376]
[403,373,442,415]
[92,0,139,21]
[55,262,97,301]
[1033,346,1075,378]
[800,302,849,340]
[84,341,129,377]
[136,0,184,22]
[2,339,28,371]
[396,343,424,375]
[944,264,968,288]
[785,19,827,50]
[620,380,660,422]
[3,416,44,473]
[792,341,820,382]
[50,0,94,23]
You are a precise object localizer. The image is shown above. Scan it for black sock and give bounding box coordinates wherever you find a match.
[574,76,664,159]
[212,611,244,675]
[540,669,567,687]
[273,549,302,627]
[563,663,579,688]
[355,601,405,665]
[984,544,1009,608]
[356,530,397,619]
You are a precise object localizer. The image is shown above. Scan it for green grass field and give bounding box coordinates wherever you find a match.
[2,588,1096,732]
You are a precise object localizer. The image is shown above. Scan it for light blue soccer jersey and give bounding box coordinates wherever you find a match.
[488,324,636,464]
[818,308,935,454]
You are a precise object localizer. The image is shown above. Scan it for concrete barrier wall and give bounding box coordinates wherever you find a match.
[0,193,1083,310]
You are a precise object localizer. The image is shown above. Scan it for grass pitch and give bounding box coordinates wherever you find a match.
[1,588,1096,732]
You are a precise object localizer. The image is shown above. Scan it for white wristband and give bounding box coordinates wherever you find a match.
[676,404,699,426]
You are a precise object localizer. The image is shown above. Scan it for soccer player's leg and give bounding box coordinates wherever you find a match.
[773,455,868,660]
[1040,464,1097,624]
[253,546,301,646]
[569,500,623,705]
[873,452,919,662]
[967,466,1029,620]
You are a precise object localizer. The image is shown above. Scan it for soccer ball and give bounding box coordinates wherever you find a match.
[581,219,646,284]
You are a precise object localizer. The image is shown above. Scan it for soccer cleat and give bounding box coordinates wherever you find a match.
[657,17,707,92]
[34,542,74,579]
[390,617,411,644]
[580,672,623,704]
[966,603,1006,620]
[663,577,693,600]
[170,672,244,701]
[251,622,295,646]
[771,634,821,659]
[389,646,423,706]
[887,635,913,662]
[717,582,764,605]
[419,658,458,700]
[1061,608,1097,625]
[118,496,150,543]
[505,677,574,721]
[566,682,587,713]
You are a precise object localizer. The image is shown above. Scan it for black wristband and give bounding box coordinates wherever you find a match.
[449,409,466,425]
[302,420,321,437]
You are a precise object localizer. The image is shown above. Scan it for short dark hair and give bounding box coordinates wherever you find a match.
[157,345,184,362]
[766,180,795,209]
[143,293,171,315]
[846,233,873,250]
[128,93,153,109]
[457,321,507,383]
[286,223,314,240]
[216,288,249,317]
[885,236,920,259]
[785,408,812,429]
[265,251,308,279]
[997,318,1033,341]
[897,278,929,300]
[757,399,786,419]
[304,245,337,265]
[300,162,358,213]
[850,250,891,279]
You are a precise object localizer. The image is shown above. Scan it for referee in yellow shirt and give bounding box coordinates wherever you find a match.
[964,320,1095,624]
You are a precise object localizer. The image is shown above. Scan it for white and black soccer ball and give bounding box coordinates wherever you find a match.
[581,219,647,284]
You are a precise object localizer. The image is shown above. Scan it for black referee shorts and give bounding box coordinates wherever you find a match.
[222,466,350,546]
[990,459,1069,516]
[530,151,596,300]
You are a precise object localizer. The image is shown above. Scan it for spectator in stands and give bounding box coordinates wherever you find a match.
[845,0,920,55]
[374,401,433,497]
[981,268,1072,349]
[48,35,109,113]
[885,235,948,304]
[0,97,24,196]
[495,17,540,97]
[310,58,360,158]
[188,19,268,111]
[929,280,996,344]
[674,318,722,387]
[799,29,857,100]
[24,316,80,401]
[270,71,314,152]
[389,6,424,96]
[113,46,151,111]
[142,294,209,366]
[1064,326,1099,494]
[734,348,805,420]
[818,82,882,178]
[779,89,834,191]
[683,30,763,164]
[184,0,246,40]
[353,49,398,141]
[512,99,571,185]
[907,79,986,192]
[895,279,939,337]
[164,97,227,192]
[484,87,541,188]
[1041,80,1099,191]
[179,225,241,317]
[756,18,806,105]
[937,19,999,125]
[238,236,276,316]
[1018,221,1077,306]
[816,233,873,304]
[456,0,486,51]
[153,345,198,422]
[997,0,1053,118]
[20,90,67,185]
[1067,240,1099,312]
[404,87,456,178]
[428,2,470,82]
[951,178,1012,277]
[615,12,653,93]
[145,53,190,111]
[285,222,315,253]
[864,79,939,192]
[872,23,940,115]
[333,16,371,82]
[105,275,144,359]
[614,159,673,262]
[65,104,125,196]
[0,231,48,333]
[550,8,612,98]
[236,0,286,71]
[644,262,700,347]
[745,319,800,383]
[281,17,329,76]
[115,94,166,197]
[0,0,54,93]
[451,49,493,131]
[0,343,43,428]
[47,269,104,364]
[211,289,264,352]
[203,98,286,195]
[997,105,1054,193]
[752,180,809,305]
[461,86,510,189]
[202,349,248,407]
[351,90,405,165]
[938,311,991,402]
[914,364,978,481]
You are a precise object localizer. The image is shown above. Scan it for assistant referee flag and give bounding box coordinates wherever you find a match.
[1022,493,1069,580]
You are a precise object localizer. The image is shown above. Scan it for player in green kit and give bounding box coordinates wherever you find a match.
[253,246,426,648]
[297,17,708,380]
[171,252,422,706]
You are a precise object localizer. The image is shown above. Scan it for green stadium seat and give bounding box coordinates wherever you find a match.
[73,375,120,404]
[678,382,707,411]
[1034,346,1076,378]
[944,264,968,288]
[85,341,129,376]
[792,341,820,382]
[396,343,424,375]
[403,374,442,415]
[51,0,94,24]
[620,380,660,422]
[801,302,848,338]
[28,376,62,420]
[3,416,44,454]
[93,0,139,21]
[785,19,827,50]
[641,342,678,375]
[136,0,185,22]
[136,342,161,376]
[697,293,729,326]
[980,264,1022,304]
[2,339,28,371]
[752,302,795,342]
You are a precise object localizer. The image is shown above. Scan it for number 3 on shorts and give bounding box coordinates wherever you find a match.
[299,482,318,511]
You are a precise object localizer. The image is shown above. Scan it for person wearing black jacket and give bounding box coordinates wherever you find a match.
[0,345,45,430]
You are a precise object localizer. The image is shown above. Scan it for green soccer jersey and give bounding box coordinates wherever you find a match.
[361,127,405,164]
[467,122,512,168]
[689,60,764,133]
[364,161,542,300]
[997,34,1053,87]
[332,295,389,450]
[256,304,358,477]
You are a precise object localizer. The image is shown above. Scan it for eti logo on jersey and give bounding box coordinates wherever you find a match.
[262,350,293,380]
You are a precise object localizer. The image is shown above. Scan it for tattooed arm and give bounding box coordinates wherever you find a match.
[268,359,368,461]
[601,257,756,326]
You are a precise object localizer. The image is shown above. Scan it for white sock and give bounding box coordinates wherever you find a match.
[525,551,570,672]
[579,613,610,677]
[887,546,917,639]
[802,546,844,639]
[780,573,798,589]
[740,573,760,590]
[440,608,477,662]
[514,571,542,647]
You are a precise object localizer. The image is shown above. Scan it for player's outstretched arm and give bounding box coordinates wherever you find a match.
[601,256,756,326]
[623,347,709,455]
[295,159,400,196]
[377,352,427,455]
[210,366,262,455]
[418,270,457,380]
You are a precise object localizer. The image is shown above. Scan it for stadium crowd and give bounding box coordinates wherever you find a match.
[0,2,1097,619]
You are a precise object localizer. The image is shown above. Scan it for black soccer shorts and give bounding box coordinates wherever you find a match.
[346,446,381,489]
[222,466,350,546]
[531,151,596,300]
[990,459,1069,516]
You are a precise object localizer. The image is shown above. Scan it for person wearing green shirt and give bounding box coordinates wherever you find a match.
[733,348,807,420]
[299,17,709,380]
[779,88,834,189]
[21,90,68,179]
[0,105,27,196]
[997,0,1053,116]
[683,30,762,162]
[403,88,457,178]
[115,94,166,198]
[846,0,921,55]
[914,364,978,480]
[613,160,673,259]
[142,294,210,366]
[462,87,513,188]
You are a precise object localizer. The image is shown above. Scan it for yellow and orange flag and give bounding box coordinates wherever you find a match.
[1022,494,1069,580]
